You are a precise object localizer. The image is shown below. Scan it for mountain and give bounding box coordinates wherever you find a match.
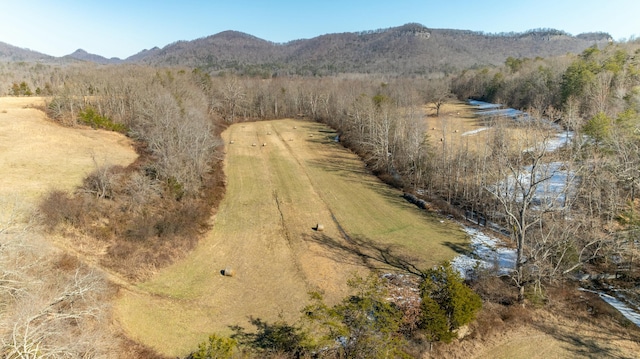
[126,30,284,68]
[1,24,613,74]
[126,47,162,62]
[0,41,53,62]
[65,49,121,64]
[124,24,612,75]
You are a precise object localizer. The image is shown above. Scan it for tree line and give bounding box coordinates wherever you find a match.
[451,42,640,298]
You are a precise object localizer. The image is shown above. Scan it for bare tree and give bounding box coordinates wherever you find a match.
[1,197,118,357]
[424,78,452,117]
[217,77,246,123]
[485,118,573,300]
[587,71,614,117]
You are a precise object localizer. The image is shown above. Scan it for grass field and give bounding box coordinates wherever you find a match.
[424,101,549,155]
[0,97,137,208]
[424,101,489,151]
[2,97,638,358]
[115,119,468,357]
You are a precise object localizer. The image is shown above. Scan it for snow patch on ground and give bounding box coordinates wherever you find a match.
[461,127,489,136]
[452,226,640,328]
[468,99,502,110]
[543,131,574,152]
[451,226,516,278]
[579,288,640,328]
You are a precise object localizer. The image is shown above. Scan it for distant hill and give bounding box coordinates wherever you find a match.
[0,24,613,75]
[126,47,162,62]
[125,24,612,75]
[0,41,53,62]
[65,49,122,64]
[126,30,285,69]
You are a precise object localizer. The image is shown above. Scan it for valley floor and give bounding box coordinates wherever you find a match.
[115,119,467,356]
[2,97,638,358]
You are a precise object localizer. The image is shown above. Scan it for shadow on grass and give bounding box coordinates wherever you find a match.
[443,241,473,256]
[305,155,429,215]
[528,290,640,359]
[230,317,309,357]
[304,232,426,278]
[530,320,639,359]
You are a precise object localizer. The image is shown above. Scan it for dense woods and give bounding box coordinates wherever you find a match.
[1,25,640,357]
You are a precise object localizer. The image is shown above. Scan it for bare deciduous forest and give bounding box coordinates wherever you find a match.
[1,24,640,358]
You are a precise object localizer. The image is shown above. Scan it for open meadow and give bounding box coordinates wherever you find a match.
[424,101,554,156]
[0,97,137,205]
[1,97,638,358]
[424,101,490,152]
[115,118,468,357]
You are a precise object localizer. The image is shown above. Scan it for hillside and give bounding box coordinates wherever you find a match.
[1,24,612,75]
[64,49,122,64]
[0,41,53,62]
[127,24,612,75]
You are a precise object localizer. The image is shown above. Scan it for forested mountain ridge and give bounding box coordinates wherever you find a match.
[128,24,612,75]
[1,24,612,74]
[65,49,121,64]
[0,41,53,62]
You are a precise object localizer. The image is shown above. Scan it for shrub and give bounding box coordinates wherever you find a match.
[39,190,87,229]
[419,262,482,344]
[123,213,161,241]
[78,107,128,133]
[188,334,237,359]
[231,318,310,358]
[10,81,32,96]
[304,274,409,359]
[156,199,210,239]
[166,176,186,200]
[81,165,123,199]
[420,294,456,344]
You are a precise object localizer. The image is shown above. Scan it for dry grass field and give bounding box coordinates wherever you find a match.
[115,119,468,357]
[424,101,489,151]
[430,293,640,359]
[3,97,637,358]
[0,97,137,206]
[424,101,549,155]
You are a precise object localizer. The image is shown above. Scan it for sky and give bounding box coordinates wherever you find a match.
[1,0,639,59]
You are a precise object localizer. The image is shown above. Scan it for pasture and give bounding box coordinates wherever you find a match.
[425,101,553,155]
[115,119,468,356]
[1,97,637,358]
[0,97,137,208]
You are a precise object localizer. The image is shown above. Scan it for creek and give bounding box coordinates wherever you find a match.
[451,100,640,327]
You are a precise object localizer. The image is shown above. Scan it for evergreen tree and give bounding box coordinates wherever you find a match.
[304,274,409,359]
[188,334,237,359]
[419,262,482,345]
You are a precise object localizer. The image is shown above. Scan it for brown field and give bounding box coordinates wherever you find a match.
[0,97,137,207]
[425,101,547,154]
[3,97,638,358]
[431,292,640,359]
[115,119,468,357]
[424,101,490,151]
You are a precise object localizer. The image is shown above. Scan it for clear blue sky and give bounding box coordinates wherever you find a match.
[1,0,638,59]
